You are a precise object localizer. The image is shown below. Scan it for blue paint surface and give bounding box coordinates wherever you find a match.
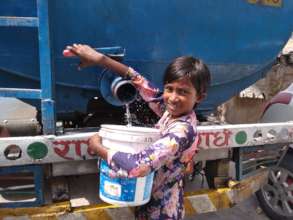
[0,0,292,118]
[143,172,154,200]
[100,160,137,202]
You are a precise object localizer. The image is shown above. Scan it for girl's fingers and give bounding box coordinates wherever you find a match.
[184,161,194,175]
[63,49,75,57]
[63,45,79,57]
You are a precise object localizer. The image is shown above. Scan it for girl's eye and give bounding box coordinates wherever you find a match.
[178,89,189,95]
[164,86,173,93]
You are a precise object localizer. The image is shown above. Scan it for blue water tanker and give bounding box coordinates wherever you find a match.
[0,0,292,133]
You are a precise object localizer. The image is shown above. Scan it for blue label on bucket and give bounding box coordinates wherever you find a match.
[143,172,154,200]
[100,160,137,202]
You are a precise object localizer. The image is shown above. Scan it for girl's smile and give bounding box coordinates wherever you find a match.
[163,77,200,118]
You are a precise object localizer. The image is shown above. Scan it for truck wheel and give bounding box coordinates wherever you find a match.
[256,166,293,220]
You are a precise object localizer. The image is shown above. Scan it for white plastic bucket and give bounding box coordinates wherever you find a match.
[98,124,160,206]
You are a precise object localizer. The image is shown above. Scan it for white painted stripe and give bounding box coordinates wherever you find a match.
[188,194,217,213]
[135,176,145,202]
[58,212,86,220]
[225,190,235,204]
[105,207,134,220]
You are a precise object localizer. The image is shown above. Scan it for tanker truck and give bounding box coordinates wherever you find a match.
[0,0,293,219]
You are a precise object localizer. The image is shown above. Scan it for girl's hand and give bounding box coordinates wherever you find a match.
[180,148,195,163]
[88,133,103,154]
[129,164,151,178]
[64,44,105,69]
[64,43,129,77]
[184,160,194,175]
[88,133,108,161]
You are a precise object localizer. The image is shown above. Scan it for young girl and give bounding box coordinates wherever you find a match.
[64,44,211,220]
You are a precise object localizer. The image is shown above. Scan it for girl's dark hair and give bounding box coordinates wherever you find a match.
[163,56,211,97]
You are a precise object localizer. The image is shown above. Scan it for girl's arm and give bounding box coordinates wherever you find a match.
[88,123,198,178]
[65,44,164,116]
[131,74,164,117]
[88,133,108,161]
[110,122,196,177]
[65,44,132,78]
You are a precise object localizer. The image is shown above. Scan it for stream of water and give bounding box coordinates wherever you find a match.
[125,104,132,127]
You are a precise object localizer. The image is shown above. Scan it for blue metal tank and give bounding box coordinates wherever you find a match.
[0,0,292,118]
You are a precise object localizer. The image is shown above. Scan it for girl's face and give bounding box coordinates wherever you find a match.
[163,77,200,118]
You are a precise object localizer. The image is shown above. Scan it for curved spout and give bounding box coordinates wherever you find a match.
[99,69,138,106]
[111,77,137,105]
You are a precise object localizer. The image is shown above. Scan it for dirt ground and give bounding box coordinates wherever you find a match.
[185,195,269,220]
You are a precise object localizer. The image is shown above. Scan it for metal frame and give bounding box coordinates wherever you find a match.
[37,0,55,134]
[234,144,285,180]
[0,165,44,208]
[0,0,56,134]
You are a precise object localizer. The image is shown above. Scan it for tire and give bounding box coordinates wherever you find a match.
[256,166,293,220]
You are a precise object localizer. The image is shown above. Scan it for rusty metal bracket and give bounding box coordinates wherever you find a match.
[248,0,282,8]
